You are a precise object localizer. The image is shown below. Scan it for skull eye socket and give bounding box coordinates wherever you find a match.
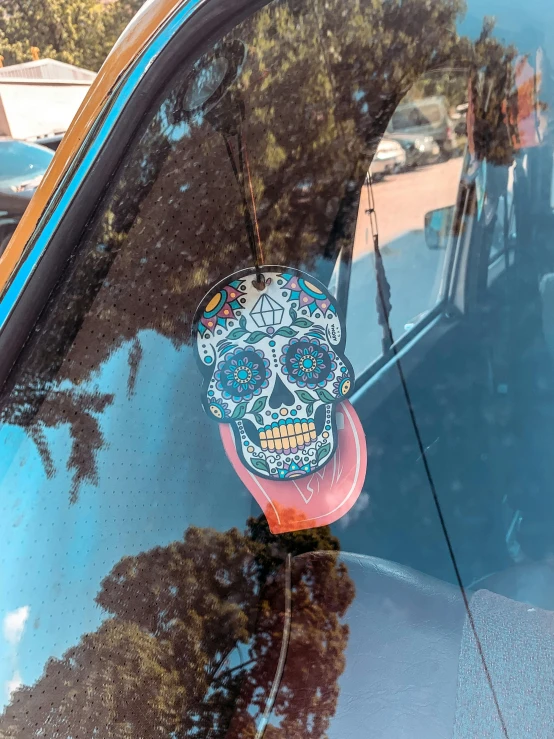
[281,338,337,389]
[215,347,271,402]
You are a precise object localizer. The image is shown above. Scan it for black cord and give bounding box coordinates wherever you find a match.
[366,179,510,739]
[223,130,265,287]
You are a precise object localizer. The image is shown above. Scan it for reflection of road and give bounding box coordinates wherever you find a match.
[353,158,464,257]
[346,158,464,376]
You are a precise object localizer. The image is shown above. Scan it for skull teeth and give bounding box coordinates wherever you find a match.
[259,418,316,453]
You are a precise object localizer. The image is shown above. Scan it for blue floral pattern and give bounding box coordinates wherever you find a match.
[208,400,230,419]
[333,376,352,397]
[281,337,336,388]
[215,347,270,402]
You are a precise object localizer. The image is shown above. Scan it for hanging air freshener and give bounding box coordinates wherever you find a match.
[193,267,367,532]
[183,43,366,531]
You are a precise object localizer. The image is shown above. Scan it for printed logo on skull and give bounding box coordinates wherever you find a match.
[194,267,355,480]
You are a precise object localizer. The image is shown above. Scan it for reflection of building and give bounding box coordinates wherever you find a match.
[0,59,96,141]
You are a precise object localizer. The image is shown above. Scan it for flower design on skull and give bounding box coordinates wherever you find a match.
[333,374,352,397]
[281,337,336,389]
[197,281,243,338]
[280,273,336,316]
[215,347,270,402]
[208,400,230,419]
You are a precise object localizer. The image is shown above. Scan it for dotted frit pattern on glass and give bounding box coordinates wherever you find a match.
[0,0,524,735]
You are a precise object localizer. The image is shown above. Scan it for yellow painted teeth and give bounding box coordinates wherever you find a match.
[259,420,317,452]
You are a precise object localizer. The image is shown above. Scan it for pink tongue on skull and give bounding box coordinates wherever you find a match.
[220,400,367,533]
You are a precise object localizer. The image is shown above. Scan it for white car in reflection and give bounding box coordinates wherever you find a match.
[370,137,406,180]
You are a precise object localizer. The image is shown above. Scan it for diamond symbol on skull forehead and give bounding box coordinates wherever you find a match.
[250,294,285,328]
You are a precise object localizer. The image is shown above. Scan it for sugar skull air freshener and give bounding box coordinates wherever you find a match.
[194,266,367,532]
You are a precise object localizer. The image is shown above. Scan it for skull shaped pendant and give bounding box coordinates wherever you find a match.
[193,266,355,481]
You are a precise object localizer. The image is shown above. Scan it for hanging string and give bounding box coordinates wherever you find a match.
[242,143,264,276]
[223,134,257,251]
[222,125,265,289]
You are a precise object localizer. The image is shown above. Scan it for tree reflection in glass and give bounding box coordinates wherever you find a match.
[0,517,355,738]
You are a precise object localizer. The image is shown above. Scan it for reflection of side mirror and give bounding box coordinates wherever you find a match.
[424,206,454,249]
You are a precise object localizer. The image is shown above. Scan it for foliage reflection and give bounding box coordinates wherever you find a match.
[0,517,354,738]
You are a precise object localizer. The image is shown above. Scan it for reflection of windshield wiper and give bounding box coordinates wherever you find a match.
[365,174,393,353]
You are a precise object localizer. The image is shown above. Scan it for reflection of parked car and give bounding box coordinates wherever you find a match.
[386,95,458,157]
[0,139,54,254]
[0,138,54,193]
[370,137,406,180]
[452,102,468,135]
[0,188,33,255]
[392,134,441,168]
[30,133,65,152]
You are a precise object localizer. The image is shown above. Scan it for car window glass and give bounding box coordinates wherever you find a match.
[1,1,551,737]
[0,3,401,733]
